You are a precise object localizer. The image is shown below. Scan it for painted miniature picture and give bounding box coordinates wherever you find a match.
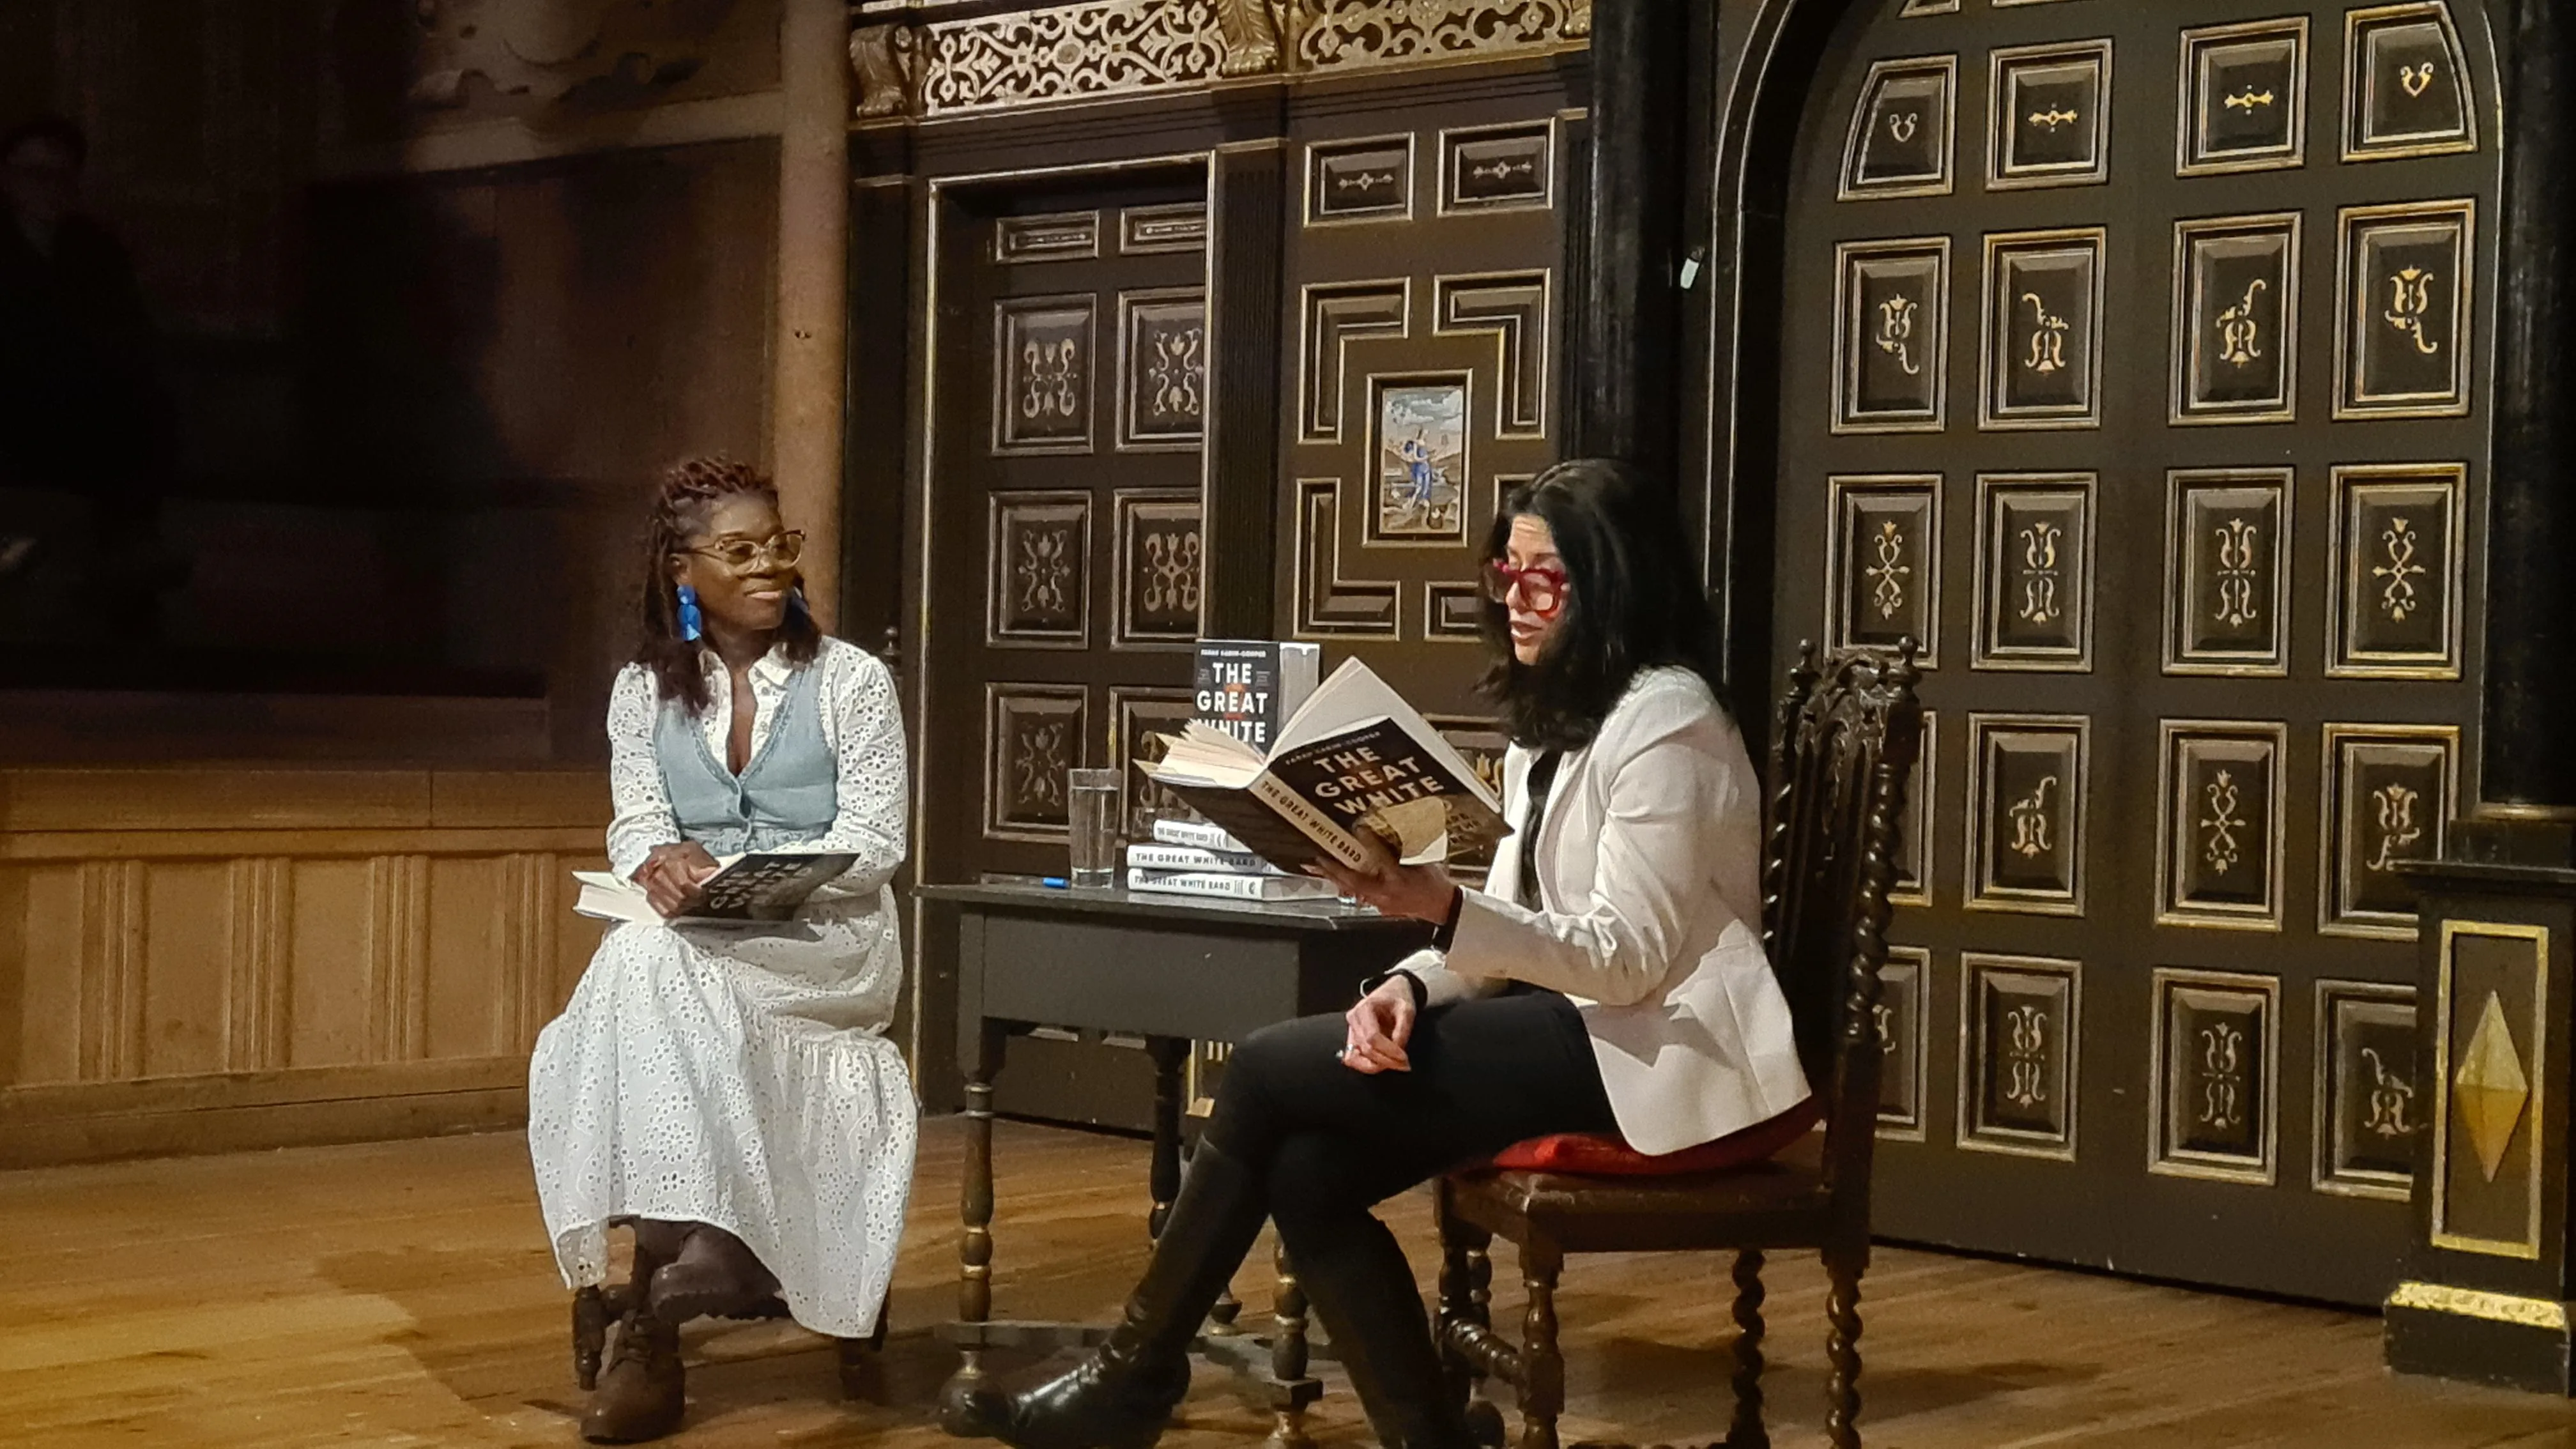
[1371,376,1469,540]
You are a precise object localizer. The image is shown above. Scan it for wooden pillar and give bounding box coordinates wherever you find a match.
[773,0,850,630]
[2385,0,2576,1395]
[1568,0,1689,479]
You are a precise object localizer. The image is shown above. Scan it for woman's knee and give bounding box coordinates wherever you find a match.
[1261,1131,1376,1239]
[1206,1014,1344,1155]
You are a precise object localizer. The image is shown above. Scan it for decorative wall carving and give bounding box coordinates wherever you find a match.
[1987,38,2112,190]
[2165,469,2293,677]
[2155,720,2288,930]
[2343,2,2478,161]
[994,297,1100,454]
[1113,491,1204,647]
[1966,713,2087,916]
[2150,969,2280,1184]
[2335,200,2476,418]
[988,492,1094,647]
[1959,953,2081,1160]
[2327,463,2467,678]
[2179,18,2309,175]
[2431,922,2547,1260]
[1294,479,1402,636]
[2320,724,2459,938]
[2315,981,2420,1200]
[1841,55,1959,201]
[1307,135,1418,226]
[1878,946,1932,1140]
[1826,475,1942,666]
[1972,473,2094,671]
[1436,272,1551,437]
[1981,227,2106,429]
[406,0,742,110]
[985,684,1091,841]
[884,0,1587,118]
[1118,291,1209,450]
[2172,213,2302,425]
[1834,238,1951,433]
[1301,281,1413,441]
[1439,121,1554,214]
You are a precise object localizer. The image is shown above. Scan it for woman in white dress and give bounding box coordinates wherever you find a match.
[527,456,917,1443]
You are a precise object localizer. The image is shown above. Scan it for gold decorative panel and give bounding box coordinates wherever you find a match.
[1832,236,1950,434]
[2334,199,2475,419]
[1972,473,2094,671]
[1293,0,1591,73]
[985,684,1090,842]
[1986,38,2112,190]
[2164,468,2292,677]
[1109,687,1196,838]
[987,491,1093,648]
[2315,980,2422,1200]
[1889,710,1936,907]
[1981,227,2106,430]
[996,211,1103,264]
[1436,272,1551,438]
[993,296,1098,454]
[2171,213,2301,425]
[1839,55,1958,201]
[2154,720,2288,931]
[1878,945,1932,1141]
[1293,479,1401,638]
[2177,18,2309,175]
[2327,463,2467,678]
[1120,203,1208,254]
[1306,134,1416,226]
[1300,280,1412,442]
[1117,289,1208,451]
[2431,922,2547,1260]
[2342,2,2478,162]
[1825,474,1942,666]
[1959,953,2080,1160]
[1112,490,1202,649]
[1966,713,2087,917]
[2149,969,2280,1185]
[920,0,1230,117]
[1439,121,1554,215]
[2319,724,2459,939]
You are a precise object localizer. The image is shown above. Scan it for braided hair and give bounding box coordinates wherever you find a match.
[636,456,822,714]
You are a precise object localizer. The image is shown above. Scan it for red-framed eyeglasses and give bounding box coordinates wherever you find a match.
[1482,559,1568,618]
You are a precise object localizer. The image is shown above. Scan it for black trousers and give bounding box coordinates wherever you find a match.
[1203,988,1618,1254]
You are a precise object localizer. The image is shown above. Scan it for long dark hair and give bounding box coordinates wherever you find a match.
[1479,457,1726,751]
[636,456,822,714]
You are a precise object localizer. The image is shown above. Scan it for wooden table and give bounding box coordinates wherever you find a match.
[916,882,1434,1449]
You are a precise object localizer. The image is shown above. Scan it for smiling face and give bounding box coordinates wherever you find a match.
[1499,512,1568,666]
[667,493,799,638]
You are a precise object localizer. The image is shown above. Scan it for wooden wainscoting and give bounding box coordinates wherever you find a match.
[0,766,610,1168]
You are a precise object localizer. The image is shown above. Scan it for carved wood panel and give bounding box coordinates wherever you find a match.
[1776,0,2499,1305]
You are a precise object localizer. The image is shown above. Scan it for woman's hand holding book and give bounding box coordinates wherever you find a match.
[636,841,722,917]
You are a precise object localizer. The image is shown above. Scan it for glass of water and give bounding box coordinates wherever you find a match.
[1066,767,1123,889]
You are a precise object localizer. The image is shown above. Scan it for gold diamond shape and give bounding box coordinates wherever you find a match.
[2453,991,2531,1184]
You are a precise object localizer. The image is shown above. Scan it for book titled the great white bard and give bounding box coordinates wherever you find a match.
[1151,817,1255,854]
[1124,866,1339,902]
[1125,842,1283,875]
[1141,657,1504,875]
[573,850,857,925]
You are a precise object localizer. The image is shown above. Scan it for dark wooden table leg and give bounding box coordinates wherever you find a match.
[1147,1036,1188,1241]
[939,1020,1009,1434]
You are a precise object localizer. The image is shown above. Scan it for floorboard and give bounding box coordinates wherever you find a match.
[0,1118,2568,1448]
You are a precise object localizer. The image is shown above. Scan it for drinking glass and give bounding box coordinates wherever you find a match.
[1067,767,1123,889]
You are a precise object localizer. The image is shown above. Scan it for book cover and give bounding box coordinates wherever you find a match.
[1193,640,1322,753]
[572,850,857,925]
[1151,817,1255,854]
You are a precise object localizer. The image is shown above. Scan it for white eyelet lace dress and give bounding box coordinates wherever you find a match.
[527,637,916,1338]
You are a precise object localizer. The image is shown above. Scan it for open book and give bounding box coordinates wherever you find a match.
[1142,657,1504,875]
[573,850,858,926]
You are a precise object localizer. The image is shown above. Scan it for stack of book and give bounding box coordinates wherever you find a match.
[1125,640,1332,903]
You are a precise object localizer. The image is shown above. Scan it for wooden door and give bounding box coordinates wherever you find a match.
[1774,0,2497,1304]
[922,172,1211,1126]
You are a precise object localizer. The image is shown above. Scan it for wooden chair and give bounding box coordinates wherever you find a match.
[1433,641,1924,1449]
[571,1222,891,1399]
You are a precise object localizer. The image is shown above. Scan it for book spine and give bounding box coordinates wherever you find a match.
[1125,844,1278,874]
[1125,868,1328,901]
[1151,818,1252,852]
[1248,772,1368,870]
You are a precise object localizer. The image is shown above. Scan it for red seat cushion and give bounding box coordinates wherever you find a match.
[1491,1096,1824,1177]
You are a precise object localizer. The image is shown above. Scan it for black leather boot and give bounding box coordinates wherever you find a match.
[967,1142,1266,1449]
[1292,1217,1480,1449]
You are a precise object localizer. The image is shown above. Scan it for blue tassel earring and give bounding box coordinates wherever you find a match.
[676,583,705,642]
[788,585,811,623]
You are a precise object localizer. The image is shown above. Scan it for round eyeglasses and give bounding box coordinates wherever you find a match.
[686,531,805,572]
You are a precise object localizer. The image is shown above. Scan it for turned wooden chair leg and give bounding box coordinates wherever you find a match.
[1824,1243,1868,1449]
[1515,1238,1565,1449]
[572,1285,610,1390]
[1728,1248,1768,1449]
[1435,1181,1505,1447]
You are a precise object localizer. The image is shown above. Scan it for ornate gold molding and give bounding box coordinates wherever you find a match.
[407,0,744,111]
[2388,1281,2570,1331]
[853,0,1587,121]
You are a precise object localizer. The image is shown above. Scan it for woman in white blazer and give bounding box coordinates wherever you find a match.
[969,459,1814,1449]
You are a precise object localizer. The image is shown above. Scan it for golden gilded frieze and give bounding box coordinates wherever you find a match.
[850,0,1590,121]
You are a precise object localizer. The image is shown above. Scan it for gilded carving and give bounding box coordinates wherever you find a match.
[1959,954,2080,1159]
[921,0,1231,116]
[406,0,740,110]
[1215,0,1287,75]
[850,22,923,119]
[1294,0,1588,72]
[2152,971,2279,1183]
[2156,722,2287,931]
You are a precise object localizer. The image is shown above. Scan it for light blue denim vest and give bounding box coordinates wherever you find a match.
[655,661,838,857]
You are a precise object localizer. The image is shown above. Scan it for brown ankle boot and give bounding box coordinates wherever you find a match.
[648,1225,781,1323]
[581,1309,684,1443]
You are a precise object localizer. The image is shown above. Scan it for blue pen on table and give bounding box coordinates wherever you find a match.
[1041,877,1070,889]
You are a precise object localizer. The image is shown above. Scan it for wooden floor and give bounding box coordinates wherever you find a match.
[3,1119,2570,1448]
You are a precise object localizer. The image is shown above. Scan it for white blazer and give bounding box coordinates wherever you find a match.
[1399,666,1812,1156]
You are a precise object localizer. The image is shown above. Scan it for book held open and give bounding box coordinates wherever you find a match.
[1141,658,1504,875]
[573,850,857,926]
